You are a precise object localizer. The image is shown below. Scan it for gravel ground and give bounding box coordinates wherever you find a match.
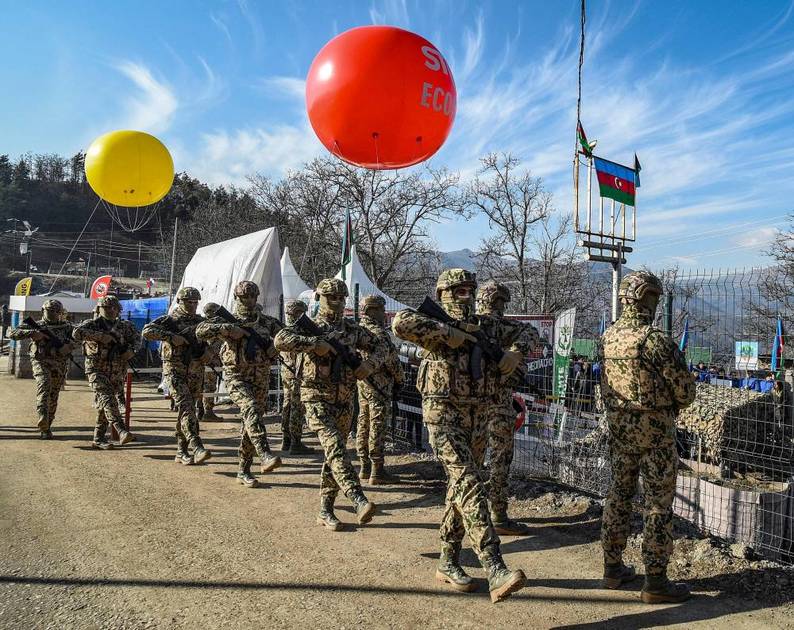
[0,370,791,629]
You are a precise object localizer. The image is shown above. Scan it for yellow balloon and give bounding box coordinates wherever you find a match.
[84,130,174,207]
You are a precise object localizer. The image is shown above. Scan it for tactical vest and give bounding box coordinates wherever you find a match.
[601,325,675,411]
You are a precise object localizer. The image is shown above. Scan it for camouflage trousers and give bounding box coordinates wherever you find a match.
[356,385,391,465]
[226,367,271,471]
[424,399,500,563]
[165,365,203,452]
[32,359,67,429]
[281,379,304,441]
[202,369,219,413]
[487,402,516,520]
[602,437,677,575]
[87,369,126,438]
[305,400,361,501]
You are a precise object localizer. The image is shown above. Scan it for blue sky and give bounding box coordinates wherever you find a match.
[2,0,794,270]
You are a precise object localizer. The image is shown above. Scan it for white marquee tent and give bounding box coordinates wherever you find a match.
[334,244,410,312]
[280,246,311,301]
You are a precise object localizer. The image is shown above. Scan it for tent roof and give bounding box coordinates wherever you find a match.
[335,245,410,312]
[280,246,312,300]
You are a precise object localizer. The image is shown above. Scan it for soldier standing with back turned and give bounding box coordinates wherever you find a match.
[477,281,540,536]
[356,294,404,485]
[600,271,695,603]
[8,299,74,439]
[274,278,381,530]
[142,287,212,465]
[392,269,526,604]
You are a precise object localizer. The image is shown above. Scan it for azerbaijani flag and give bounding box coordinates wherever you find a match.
[771,316,784,373]
[340,207,353,281]
[593,156,636,206]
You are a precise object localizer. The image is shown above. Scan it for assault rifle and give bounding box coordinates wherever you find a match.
[157,317,220,377]
[22,317,84,373]
[415,296,506,380]
[292,313,388,400]
[94,317,139,377]
[211,306,294,375]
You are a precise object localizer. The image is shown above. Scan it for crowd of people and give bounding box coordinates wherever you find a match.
[6,268,698,605]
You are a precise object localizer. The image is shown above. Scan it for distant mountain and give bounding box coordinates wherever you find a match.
[440,248,477,269]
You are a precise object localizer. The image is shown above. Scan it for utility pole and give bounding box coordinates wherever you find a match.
[137,241,142,278]
[168,216,179,302]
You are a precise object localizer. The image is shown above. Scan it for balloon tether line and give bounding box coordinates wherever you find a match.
[48,197,102,293]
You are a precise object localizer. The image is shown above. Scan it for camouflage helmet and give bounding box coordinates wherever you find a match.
[97,295,121,308]
[234,280,260,298]
[477,281,510,306]
[284,299,308,316]
[42,299,64,312]
[436,268,476,299]
[618,271,663,303]
[203,302,221,317]
[315,278,348,297]
[360,294,386,311]
[177,286,201,301]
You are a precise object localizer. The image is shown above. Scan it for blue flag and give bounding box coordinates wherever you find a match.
[679,317,689,353]
[771,316,784,372]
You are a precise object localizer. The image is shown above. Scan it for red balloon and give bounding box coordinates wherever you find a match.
[305,25,456,170]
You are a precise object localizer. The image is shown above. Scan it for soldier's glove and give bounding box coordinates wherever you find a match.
[354,359,376,380]
[313,339,333,356]
[266,344,279,359]
[458,322,480,333]
[443,325,476,349]
[119,349,135,361]
[170,334,187,346]
[498,350,523,376]
[31,330,46,341]
[224,326,247,340]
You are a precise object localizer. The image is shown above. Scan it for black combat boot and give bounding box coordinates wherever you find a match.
[279,433,291,452]
[190,437,212,464]
[44,429,54,440]
[602,561,638,589]
[434,542,476,592]
[641,574,690,604]
[491,512,531,536]
[289,435,316,455]
[316,495,343,531]
[359,459,372,481]
[259,447,282,473]
[481,544,526,603]
[348,489,376,524]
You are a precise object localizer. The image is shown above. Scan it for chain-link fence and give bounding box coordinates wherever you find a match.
[387,267,794,564]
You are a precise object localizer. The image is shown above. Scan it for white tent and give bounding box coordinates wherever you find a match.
[179,228,283,318]
[280,246,311,300]
[335,244,410,312]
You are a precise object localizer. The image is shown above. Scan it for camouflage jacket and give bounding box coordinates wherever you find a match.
[72,316,141,374]
[478,313,540,404]
[142,309,208,374]
[600,304,695,414]
[392,309,491,404]
[8,318,74,366]
[358,315,404,402]
[195,307,282,373]
[280,346,301,388]
[273,311,383,405]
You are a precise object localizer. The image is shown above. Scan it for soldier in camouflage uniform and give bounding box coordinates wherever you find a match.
[279,299,315,455]
[196,281,283,488]
[600,270,696,603]
[73,295,140,449]
[142,287,212,465]
[477,281,540,536]
[274,278,381,530]
[8,299,75,438]
[392,269,526,604]
[356,294,404,485]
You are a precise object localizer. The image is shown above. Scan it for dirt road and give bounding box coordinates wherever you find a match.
[0,371,790,629]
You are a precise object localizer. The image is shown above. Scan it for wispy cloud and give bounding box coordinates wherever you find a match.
[257,76,306,101]
[369,0,410,27]
[113,61,177,134]
[209,13,233,46]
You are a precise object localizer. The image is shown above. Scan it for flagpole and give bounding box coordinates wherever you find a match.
[622,203,626,241]
[599,196,604,235]
[573,153,580,232]
[586,157,593,232]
